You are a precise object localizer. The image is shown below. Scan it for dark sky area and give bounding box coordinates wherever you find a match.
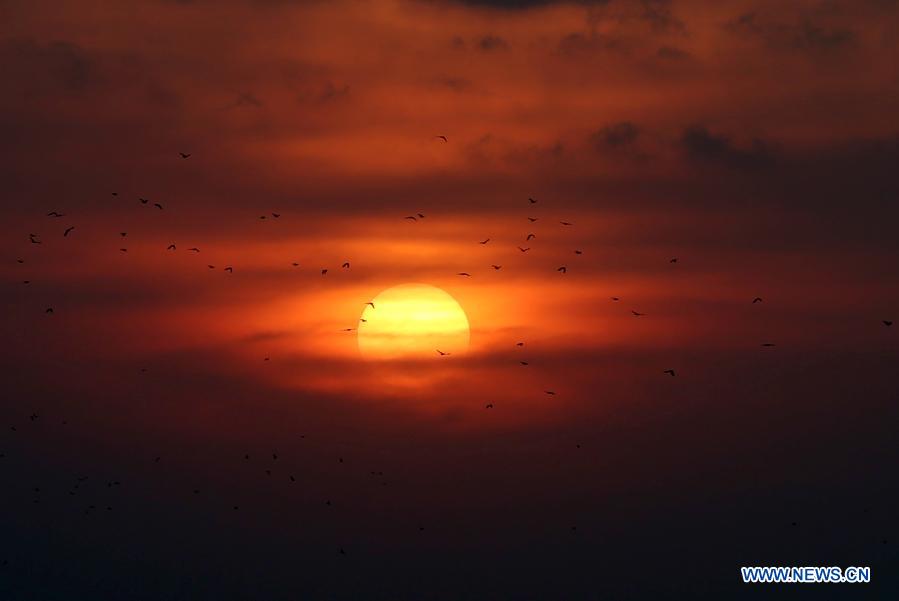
[1,0,897,599]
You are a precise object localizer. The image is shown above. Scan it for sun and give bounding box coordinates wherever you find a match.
[358,283,470,360]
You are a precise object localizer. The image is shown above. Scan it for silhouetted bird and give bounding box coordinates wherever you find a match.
[527,217,538,222]
[544,390,556,396]
[321,269,328,275]
[120,232,127,237]
[29,234,41,244]
[153,203,163,210]
[663,369,676,376]
[485,403,494,409]
[259,215,267,220]
[526,233,536,241]
[611,297,620,301]
[528,197,537,204]
[47,211,65,217]
[631,310,645,316]
[557,266,567,273]
[480,238,490,244]
[16,259,24,263]
[436,349,450,356]
[436,135,448,142]
[519,361,529,366]
[188,247,200,253]
[271,213,281,218]
[45,308,54,314]
[491,265,502,270]
[752,297,763,303]
[224,266,233,273]
[341,262,350,269]
[63,226,75,237]
[341,328,356,332]
[883,320,893,327]
[518,246,530,252]
[167,244,176,250]
[418,213,425,218]
[405,215,417,221]
[516,342,524,347]
[670,258,678,263]
[365,302,375,309]
[457,272,471,277]
[207,264,215,269]
[761,343,776,347]
[139,198,149,204]
[574,250,582,255]
[560,221,573,226]
[179,152,191,159]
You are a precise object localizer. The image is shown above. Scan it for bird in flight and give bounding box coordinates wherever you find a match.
[365,302,375,309]
[761,343,776,347]
[560,221,573,226]
[29,234,41,244]
[259,215,267,220]
[341,262,350,269]
[139,198,149,204]
[518,246,530,253]
[526,233,536,241]
[321,269,328,275]
[516,342,524,347]
[188,247,200,253]
[491,265,502,270]
[631,310,645,316]
[404,215,417,221]
[529,197,537,204]
[120,232,127,237]
[670,258,678,263]
[557,266,567,274]
[519,361,529,366]
[167,244,176,250]
[574,250,582,255]
[153,203,163,210]
[45,308,54,314]
[752,297,763,303]
[47,211,65,218]
[457,272,471,277]
[436,349,450,356]
[544,390,556,396]
[884,320,893,327]
[341,328,356,332]
[485,403,494,409]
[480,238,490,244]
[224,266,233,273]
[63,226,75,237]
[271,213,281,218]
[179,152,191,159]
[527,217,538,222]
[207,264,215,269]
[119,248,128,253]
[663,369,676,377]
[436,135,448,142]
[611,297,620,301]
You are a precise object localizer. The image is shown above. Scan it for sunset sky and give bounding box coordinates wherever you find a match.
[1,0,898,598]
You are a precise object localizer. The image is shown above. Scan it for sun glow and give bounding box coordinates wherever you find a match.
[357,283,470,360]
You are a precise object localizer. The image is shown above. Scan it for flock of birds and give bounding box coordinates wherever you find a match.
[4,143,895,572]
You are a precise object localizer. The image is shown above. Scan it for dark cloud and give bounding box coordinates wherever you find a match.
[680,125,774,170]
[655,44,691,60]
[591,121,640,150]
[638,0,685,33]
[0,38,97,94]
[477,35,510,51]
[725,12,858,52]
